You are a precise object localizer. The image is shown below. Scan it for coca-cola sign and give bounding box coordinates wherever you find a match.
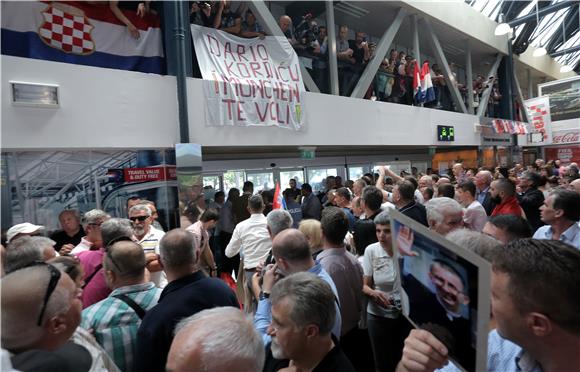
[552,131,580,144]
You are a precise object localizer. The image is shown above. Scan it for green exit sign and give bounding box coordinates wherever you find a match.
[437,125,455,142]
[300,149,315,159]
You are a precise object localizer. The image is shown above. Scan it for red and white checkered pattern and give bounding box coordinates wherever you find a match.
[39,5,95,55]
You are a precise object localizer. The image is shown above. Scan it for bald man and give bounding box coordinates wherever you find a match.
[474,170,495,215]
[2,264,89,370]
[167,307,264,372]
[254,229,342,343]
[81,240,162,372]
[569,178,580,194]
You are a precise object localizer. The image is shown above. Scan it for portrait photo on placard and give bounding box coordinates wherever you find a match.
[390,210,491,372]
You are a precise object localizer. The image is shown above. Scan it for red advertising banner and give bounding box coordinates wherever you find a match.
[124,166,177,183]
[544,146,580,165]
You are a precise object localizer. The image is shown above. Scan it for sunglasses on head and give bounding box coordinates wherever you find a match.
[129,215,149,222]
[23,262,62,326]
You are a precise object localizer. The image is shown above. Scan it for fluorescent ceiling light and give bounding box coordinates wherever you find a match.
[560,65,573,73]
[11,82,59,107]
[494,23,512,36]
[533,47,547,57]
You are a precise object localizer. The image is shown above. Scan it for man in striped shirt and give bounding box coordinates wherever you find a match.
[129,204,167,288]
[81,240,161,371]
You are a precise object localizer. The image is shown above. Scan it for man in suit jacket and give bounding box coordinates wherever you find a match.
[403,260,474,371]
[474,170,496,215]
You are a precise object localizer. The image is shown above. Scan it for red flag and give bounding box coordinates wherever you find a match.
[272,181,283,210]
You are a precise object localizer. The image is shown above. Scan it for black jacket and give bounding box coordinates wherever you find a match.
[134,271,239,372]
[399,201,429,227]
[478,190,496,216]
[517,188,544,232]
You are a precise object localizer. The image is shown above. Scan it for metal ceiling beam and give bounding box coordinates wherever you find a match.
[422,18,468,114]
[350,8,407,99]
[326,1,339,95]
[550,44,580,57]
[465,40,474,114]
[512,64,531,124]
[248,0,320,93]
[507,1,574,27]
[477,54,503,117]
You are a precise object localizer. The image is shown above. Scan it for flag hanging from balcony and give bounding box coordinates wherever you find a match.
[272,181,286,210]
[191,24,306,131]
[413,61,436,104]
[1,1,164,74]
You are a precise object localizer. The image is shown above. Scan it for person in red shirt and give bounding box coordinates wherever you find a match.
[490,178,526,218]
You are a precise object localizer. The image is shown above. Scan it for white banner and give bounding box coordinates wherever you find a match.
[191,24,305,130]
[524,96,553,145]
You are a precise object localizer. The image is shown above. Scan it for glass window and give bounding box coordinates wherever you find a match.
[280,169,304,189]
[373,161,412,177]
[246,172,274,193]
[348,166,365,181]
[307,168,337,194]
[223,170,245,194]
[203,175,221,190]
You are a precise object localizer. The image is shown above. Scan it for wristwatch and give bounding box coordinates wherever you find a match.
[259,291,270,301]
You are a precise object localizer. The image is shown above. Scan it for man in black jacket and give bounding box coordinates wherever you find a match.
[134,229,239,372]
[517,171,544,232]
[393,180,429,227]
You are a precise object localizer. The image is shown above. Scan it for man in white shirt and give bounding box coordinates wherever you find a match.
[129,204,166,288]
[456,180,487,232]
[225,195,272,312]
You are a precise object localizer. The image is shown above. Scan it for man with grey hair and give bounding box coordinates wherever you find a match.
[135,229,239,372]
[474,170,495,215]
[78,218,133,308]
[2,264,89,370]
[81,240,162,371]
[71,209,110,255]
[129,204,166,288]
[167,307,264,372]
[445,229,501,260]
[4,237,57,274]
[425,197,464,235]
[266,209,293,239]
[265,272,355,371]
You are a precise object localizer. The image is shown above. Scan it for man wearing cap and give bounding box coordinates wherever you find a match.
[6,222,44,245]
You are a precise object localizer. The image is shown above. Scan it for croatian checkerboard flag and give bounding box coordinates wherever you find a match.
[272,181,286,210]
[1,1,164,74]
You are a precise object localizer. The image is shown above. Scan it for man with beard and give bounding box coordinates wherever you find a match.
[264,273,355,372]
[129,204,166,288]
[490,179,525,218]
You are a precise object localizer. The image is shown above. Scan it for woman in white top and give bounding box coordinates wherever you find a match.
[362,209,409,372]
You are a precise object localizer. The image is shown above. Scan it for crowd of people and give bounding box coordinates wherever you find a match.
[185,0,505,116]
[1,157,579,371]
